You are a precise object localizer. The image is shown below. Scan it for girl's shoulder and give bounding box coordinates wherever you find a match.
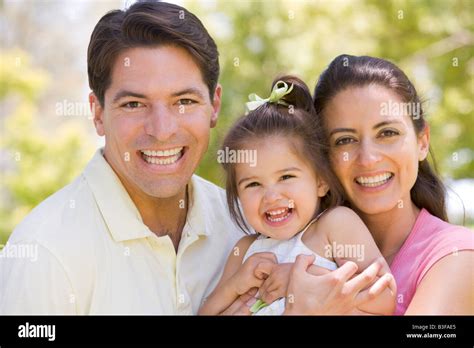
[316,206,363,232]
[304,206,367,244]
[233,234,259,260]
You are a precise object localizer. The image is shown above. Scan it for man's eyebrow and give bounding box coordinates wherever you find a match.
[171,87,206,99]
[112,90,147,104]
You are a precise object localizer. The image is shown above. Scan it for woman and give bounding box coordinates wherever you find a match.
[284,54,473,315]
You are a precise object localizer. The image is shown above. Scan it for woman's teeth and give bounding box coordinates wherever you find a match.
[265,208,292,222]
[140,147,183,165]
[355,172,393,187]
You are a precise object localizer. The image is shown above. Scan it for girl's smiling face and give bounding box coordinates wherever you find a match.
[235,135,329,239]
[324,84,429,216]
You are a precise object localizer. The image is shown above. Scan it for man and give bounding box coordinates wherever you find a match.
[0,1,242,314]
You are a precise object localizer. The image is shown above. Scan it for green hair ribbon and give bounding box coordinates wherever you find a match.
[245,80,294,113]
[249,299,269,314]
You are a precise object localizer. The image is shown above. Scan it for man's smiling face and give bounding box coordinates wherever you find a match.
[91,45,221,199]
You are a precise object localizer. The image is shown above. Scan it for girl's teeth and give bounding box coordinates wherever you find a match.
[266,208,291,222]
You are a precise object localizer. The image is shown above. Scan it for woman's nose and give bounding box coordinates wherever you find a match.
[144,104,178,142]
[357,139,382,167]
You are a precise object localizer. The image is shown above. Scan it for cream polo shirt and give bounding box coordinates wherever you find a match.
[0,149,243,314]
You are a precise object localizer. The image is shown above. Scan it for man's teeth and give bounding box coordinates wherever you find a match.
[356,173,393,187]
[266,208,291,222]
[140,147,183,165]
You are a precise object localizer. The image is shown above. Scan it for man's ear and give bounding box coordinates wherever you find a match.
[417,123,430,161]
[89,92,105,136]
[317,178,330,197]
[210,84,222,128]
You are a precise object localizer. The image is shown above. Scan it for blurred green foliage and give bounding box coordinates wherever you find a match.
[0,50,93,244]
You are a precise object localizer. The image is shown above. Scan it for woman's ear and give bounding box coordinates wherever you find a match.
[317,178,330,197]
[417,123,430,161]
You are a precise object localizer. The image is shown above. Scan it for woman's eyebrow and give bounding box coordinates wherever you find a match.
[329,120,404,136]
[373,120,403,129]
[329,128,356,136]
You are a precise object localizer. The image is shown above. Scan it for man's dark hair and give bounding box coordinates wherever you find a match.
[87,0,219,106]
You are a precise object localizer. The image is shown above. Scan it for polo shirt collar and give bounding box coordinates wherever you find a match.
[83,149,152,242]
[83,149,210,242]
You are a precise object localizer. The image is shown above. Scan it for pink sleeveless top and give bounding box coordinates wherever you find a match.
[390,208,474,315]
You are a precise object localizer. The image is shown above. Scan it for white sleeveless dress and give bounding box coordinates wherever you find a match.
[242,217,337,315]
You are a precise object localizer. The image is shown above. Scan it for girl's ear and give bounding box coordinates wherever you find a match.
[317,178,330,197]
[418,123,430,161]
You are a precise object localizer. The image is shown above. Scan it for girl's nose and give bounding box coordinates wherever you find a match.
[262,187,283,204]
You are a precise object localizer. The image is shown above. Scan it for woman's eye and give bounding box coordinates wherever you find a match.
[122,101,144,109]
[379,129,399,138]
[335,137,356,146]
[177,99,197,106]
[280,174,295,181]
[245,182,260,188]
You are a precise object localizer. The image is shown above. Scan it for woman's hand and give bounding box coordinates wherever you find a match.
[284,254,392,315]
[220,288,259,315]
[227,252,277,296]
[259,262,334,304]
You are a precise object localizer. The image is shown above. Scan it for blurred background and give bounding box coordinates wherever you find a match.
[1,0,473,244]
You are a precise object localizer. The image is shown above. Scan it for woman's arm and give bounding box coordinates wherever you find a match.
[405,251,474,314]
[308,206,396,315]
[198,235,277,315]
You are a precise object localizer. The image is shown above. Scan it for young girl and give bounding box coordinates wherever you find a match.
[199,76,397,315]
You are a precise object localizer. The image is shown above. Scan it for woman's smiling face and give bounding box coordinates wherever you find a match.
[324,84,429,216]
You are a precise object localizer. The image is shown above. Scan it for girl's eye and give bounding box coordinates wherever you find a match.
[280,174,295,181]
[122,101,144,109]
[335,137,356,146]
[245,182,260,189]
[379,129,400,138]
[177,99,197,106]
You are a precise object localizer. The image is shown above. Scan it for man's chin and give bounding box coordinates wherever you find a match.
[139,177,190,199]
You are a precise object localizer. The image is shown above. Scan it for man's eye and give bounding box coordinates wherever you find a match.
[245,182,260,188]
[281,174,295,181]
[177,99,197,106]
[379,129,399,138]
[335,137,356,146]
[122,101,144,109]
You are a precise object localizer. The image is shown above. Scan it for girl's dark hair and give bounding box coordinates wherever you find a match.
[222,75,345,233]
[313,54,448,222]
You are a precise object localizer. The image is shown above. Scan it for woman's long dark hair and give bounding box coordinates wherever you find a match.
[313,54,448,222]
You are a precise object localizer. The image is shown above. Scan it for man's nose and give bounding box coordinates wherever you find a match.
[357,139,382,167]
[144,104,178,142]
